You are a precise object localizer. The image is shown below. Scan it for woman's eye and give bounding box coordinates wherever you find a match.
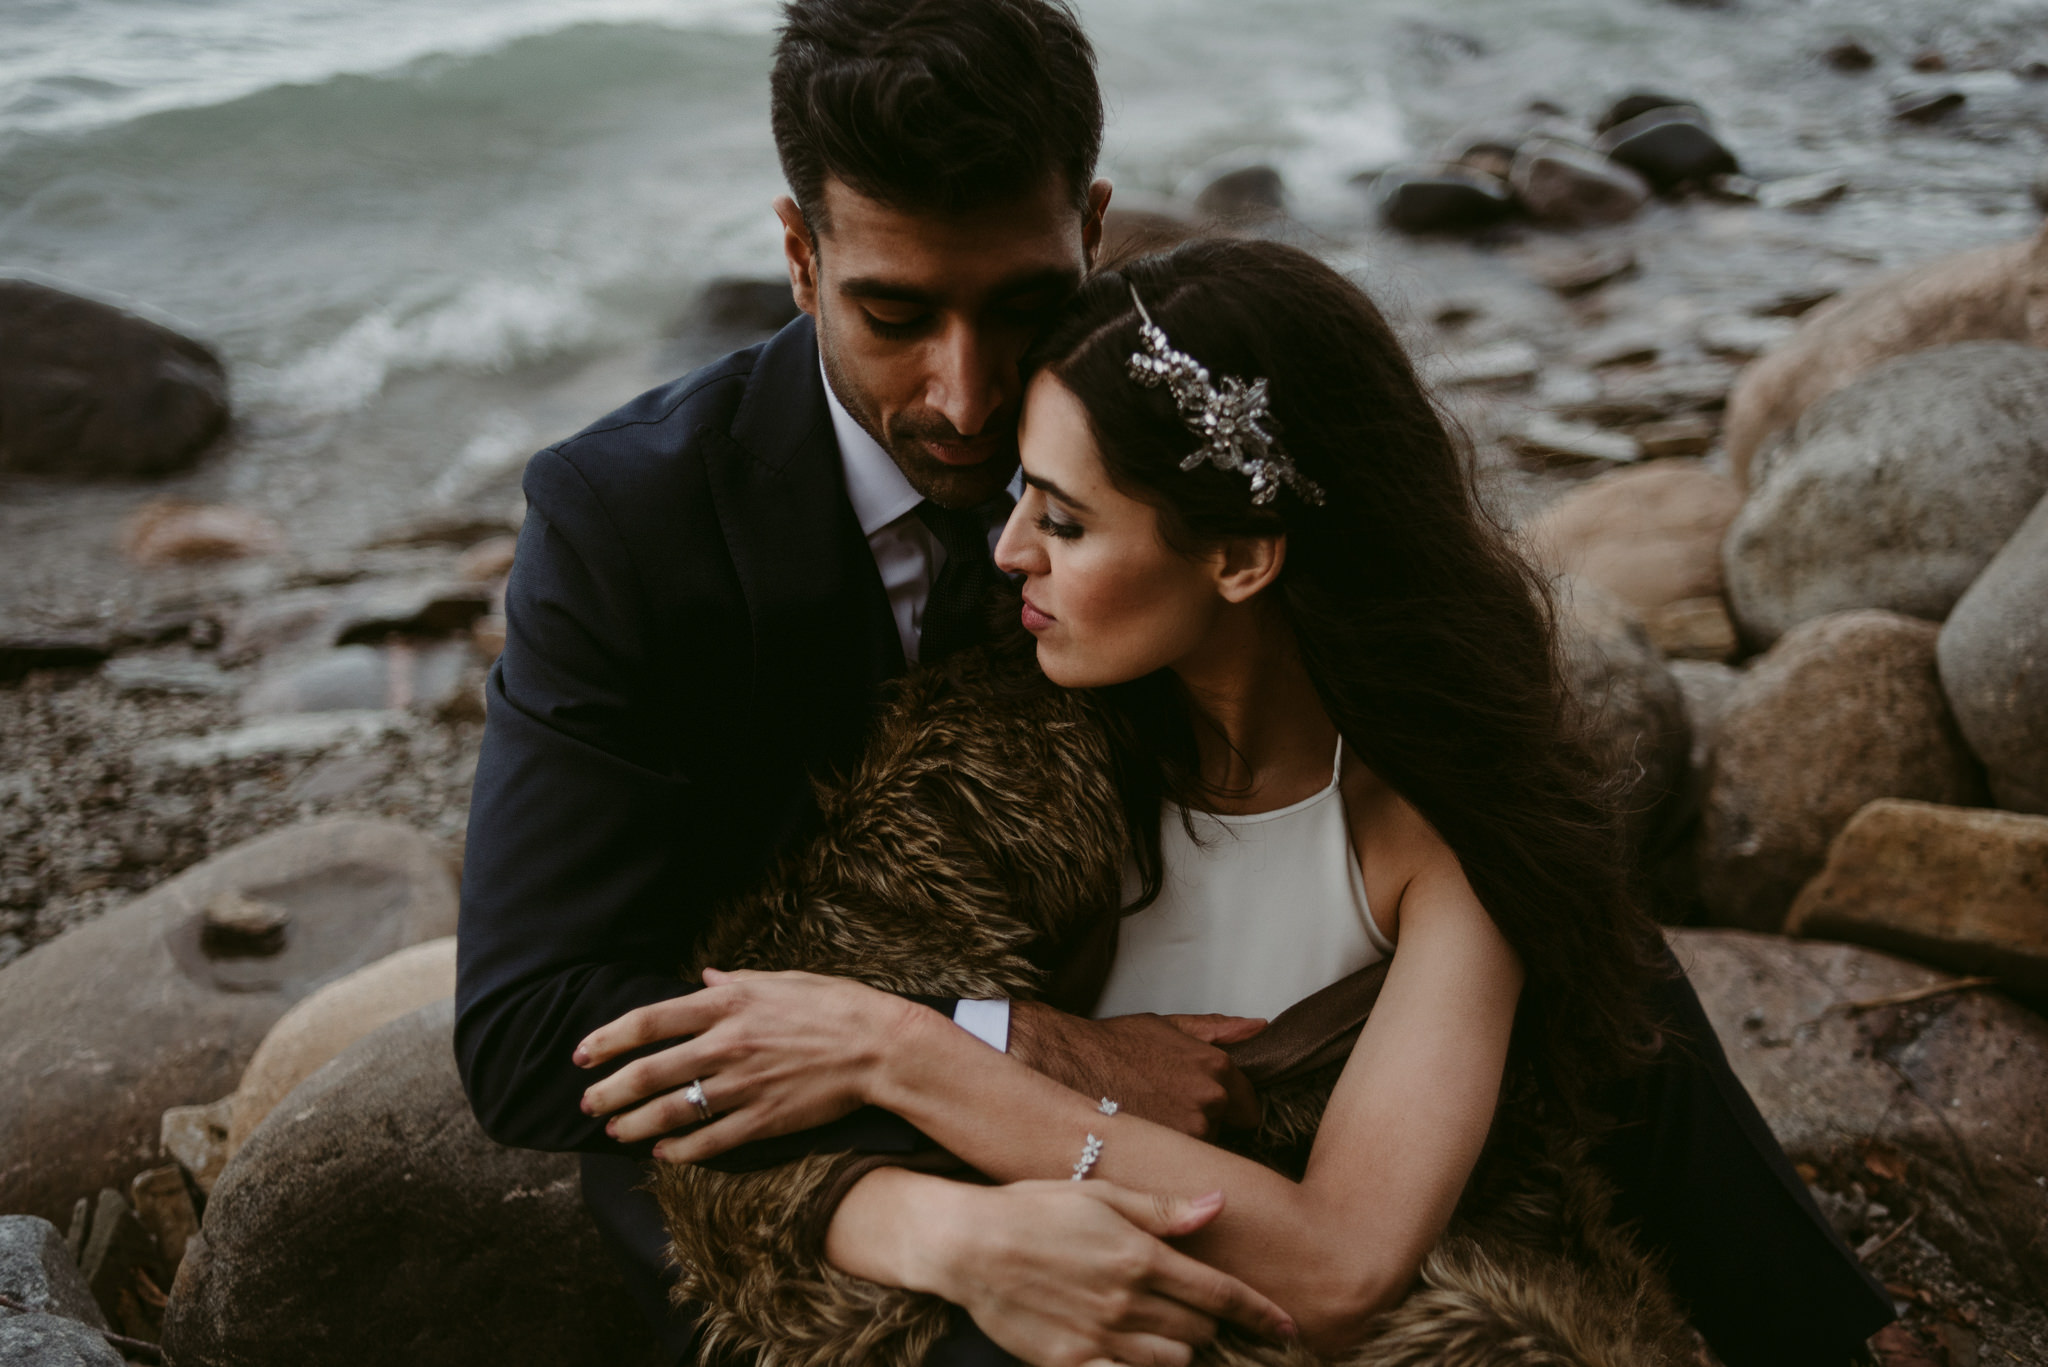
[862,310,929,339]
[1036,513,1083,541]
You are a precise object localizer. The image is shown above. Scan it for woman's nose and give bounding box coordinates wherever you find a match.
[993,502,1041,576]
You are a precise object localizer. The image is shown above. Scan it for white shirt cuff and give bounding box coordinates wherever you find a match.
[951,998,1011,1053]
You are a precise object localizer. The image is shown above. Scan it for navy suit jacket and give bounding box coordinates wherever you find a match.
[456,314,941,1170]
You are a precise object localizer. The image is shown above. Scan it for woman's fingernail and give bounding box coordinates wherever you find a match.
[1277,1318,1298,1340]
[1191,1189,1224,1210]
[580,1094,595,1116]
[572,1045,591,1067]
[605,1120,618,1138]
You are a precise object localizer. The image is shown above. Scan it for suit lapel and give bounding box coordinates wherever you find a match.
[704,314,903,796]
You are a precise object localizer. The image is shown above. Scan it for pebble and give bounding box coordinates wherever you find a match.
[1510,416,1642,465]
[1531,243,1638,295]
[1698,314,1798,359]
[1892,86,1967,122]
[1192,164,1288,221]
[101,655,238,697]
[1643,596,1738,662]
[135,711,413,768]
[1756,172,1850,211]
[1634,416,1719,458]
[120,502,283,566]
[1421,340,1542,389]
[1373,165,1516,234]
[1594,105,1740,190]
[239,642,469,718]
[1821,38,1877,72]
[1510,139,1652,225]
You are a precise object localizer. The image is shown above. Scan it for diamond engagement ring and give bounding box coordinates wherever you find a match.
[683,1079,714,1123]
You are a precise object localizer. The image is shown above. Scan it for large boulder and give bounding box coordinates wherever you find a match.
[0,1216,106,1330]
[1722,344,2048,649]
[1675,928,2048,1306]
[0,820,457,1225]
[1938,493,2048,813]
[1525,459,1743,620]
[226,937,456,1158]
[162,1000,659,1367]
[0,1314,123,1366]
[0,279,230,479]
[1698,611,1987,931]
[1787,800,2048,999]
[1724,221,2048,486]
[1555,578,1692,856]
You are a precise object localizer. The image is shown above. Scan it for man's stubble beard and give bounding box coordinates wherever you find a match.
[817,313,1020,512]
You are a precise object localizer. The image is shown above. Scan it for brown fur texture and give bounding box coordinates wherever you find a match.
[652,647,1697,1367]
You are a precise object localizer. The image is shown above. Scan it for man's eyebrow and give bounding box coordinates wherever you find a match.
[1024,472,1093,513]
[837,266,1081,307]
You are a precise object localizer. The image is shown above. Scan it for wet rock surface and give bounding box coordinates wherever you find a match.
[1676,928,2048,1360]
[162,999,661,1367]
[1525,459,1741,621]
[1723,344,2048,648]
[1698,611,1987,932]
[0,818,458,1225]
[0,280,230,482]
[1938,493,2048,815]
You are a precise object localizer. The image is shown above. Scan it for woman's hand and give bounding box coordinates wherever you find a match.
[830,1170,1296,1367]
[575,968,922,1153]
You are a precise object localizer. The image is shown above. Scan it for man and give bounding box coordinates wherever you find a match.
[457,3,1266,1360]
[458,2,1892,1363]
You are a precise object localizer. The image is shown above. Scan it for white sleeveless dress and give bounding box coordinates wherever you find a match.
[1093,739,1396,1022]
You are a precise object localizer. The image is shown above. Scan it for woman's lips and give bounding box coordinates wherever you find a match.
[1020,597,1054,632]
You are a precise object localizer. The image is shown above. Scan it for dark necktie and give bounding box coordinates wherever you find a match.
[914,499,1004,664]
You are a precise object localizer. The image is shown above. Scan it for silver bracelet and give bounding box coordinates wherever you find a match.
[1071,1098,1118,1180]
[1071,1131,1104,1181]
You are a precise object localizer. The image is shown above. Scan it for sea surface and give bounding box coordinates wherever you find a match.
[2,0,2045,616]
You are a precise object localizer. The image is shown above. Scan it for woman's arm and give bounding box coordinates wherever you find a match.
[615,838,1521,1353]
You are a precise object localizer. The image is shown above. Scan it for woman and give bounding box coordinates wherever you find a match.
[582,238,1688,1366]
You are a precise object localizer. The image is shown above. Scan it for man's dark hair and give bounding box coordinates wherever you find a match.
[771,0,1103,232]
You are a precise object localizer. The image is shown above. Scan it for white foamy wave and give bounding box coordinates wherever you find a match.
[1,0,780,139]
[241,277,601,417]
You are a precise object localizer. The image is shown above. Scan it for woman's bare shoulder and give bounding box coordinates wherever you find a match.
[1338,753,1460,946]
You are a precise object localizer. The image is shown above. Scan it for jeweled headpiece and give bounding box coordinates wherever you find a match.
[1125,285,1326,507]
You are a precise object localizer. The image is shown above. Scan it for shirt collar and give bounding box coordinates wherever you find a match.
[821,356,922,537]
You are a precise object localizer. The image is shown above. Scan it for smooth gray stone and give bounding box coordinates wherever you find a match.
[0,1217,107,1330]
[0,1314,122,1367]
[1939,492,2048,813]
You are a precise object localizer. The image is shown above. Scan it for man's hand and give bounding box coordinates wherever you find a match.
[1008,1003,1263,1138]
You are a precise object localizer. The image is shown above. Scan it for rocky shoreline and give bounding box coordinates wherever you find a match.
[5,56,2048,1367]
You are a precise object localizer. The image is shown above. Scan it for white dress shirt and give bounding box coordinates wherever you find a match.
[822,361,1011,1052]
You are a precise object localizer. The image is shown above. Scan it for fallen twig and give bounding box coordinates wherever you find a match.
[1838,977,1997,1016]
[1855,1210,1920,1264]
[0,1291,164,1363]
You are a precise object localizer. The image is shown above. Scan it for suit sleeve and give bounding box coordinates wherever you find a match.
[455,446,946,1159]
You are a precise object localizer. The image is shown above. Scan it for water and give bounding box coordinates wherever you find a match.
[2,0,2044,614]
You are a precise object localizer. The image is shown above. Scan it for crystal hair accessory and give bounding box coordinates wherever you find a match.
[1125,285,1326,507]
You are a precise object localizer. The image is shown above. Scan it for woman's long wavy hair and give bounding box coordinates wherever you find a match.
[1027,237,1667,1111]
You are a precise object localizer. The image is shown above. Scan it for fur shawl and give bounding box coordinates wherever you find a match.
[650,646,1698,1367]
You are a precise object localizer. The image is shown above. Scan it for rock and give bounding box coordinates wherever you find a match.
[1373,166,1516,233]
[690,277,798,339]
[1698,611,1988,930]
[1697,314,1797,359]
[1892,85,1967,122]
[284,753,391,805]
[0,1312,124,1366]
[1757,286,1841,318]
[76,1189,165,1339]
[1594,104,1740,190]
[1755,171,1850,212]
[1910,50,1948,74]
[128,1166,198,1271]
[1192,164,1287,222]
[0,631,114,685]
[1674,928,2048,1304]
[1644,596,1737,661]
[101,655,237,697]
[1561,362,1739,427]
[1531,243,1637,295]
[0,819,458,1224]
[119,502,281,566]
[1556,579,1691,855]
[365,509,521,551]
[159,1100,233,1197]
[1700,172,1759,203]
[1939,493,2048,813]
[1633,416,1717,458]
[1669,659,1741,780]
[1099,197,1200,260]
[471,614,507,662]
[1421,340,1541,389]
[1724,222,2048,485]
[329,579,491,646]
[227,937,455,1158]
[1821,38,1877,72]
[217,587,352,663]
[1509,139,1652,225]
[1524,460,1743,619]
[239,643,468,718]
[1723,344,2048,646]
[0,1215,107,1329]
[0,279,229,480]
[135,711,412,768]
[453,535,517,585]
[1508,416,1642,466]
[161,1000,657,1367]
[1787,800,2048,998]
[1572,326,1661,370]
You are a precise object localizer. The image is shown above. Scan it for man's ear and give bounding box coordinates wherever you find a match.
[1082,178,1113,270]
[1215,534,1286,604]
[774,195,820,318]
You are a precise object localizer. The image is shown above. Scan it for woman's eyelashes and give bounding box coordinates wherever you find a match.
[1036,512,1083,541]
